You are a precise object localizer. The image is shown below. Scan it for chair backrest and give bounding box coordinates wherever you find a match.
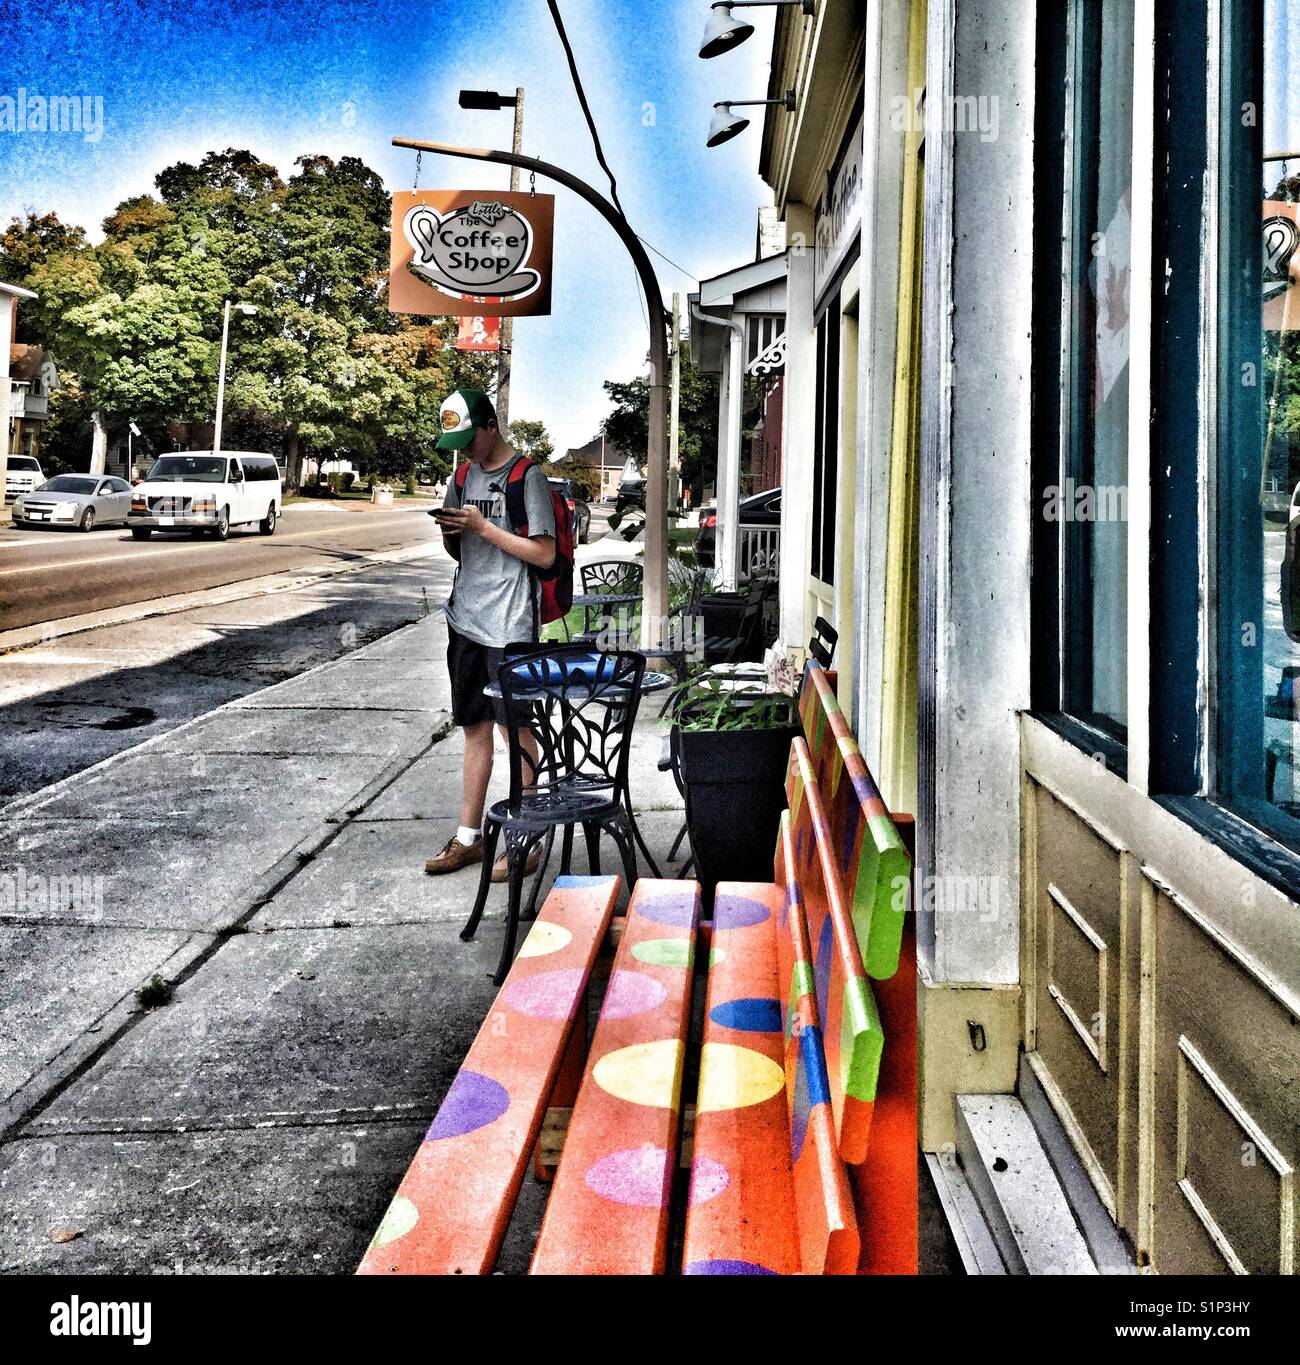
[497,645,646,813]
[580,559,643,596]
[808,616,838,668]
[794,661,911,980]
[777,738,882,1165]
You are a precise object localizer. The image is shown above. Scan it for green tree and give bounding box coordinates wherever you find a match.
[0,149,491,483]
[601,336,720,504]
[507,418,554,463]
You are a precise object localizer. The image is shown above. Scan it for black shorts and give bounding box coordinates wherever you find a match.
[447,626,533,728]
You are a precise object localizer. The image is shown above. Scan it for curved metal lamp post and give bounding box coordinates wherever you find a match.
[392,136,671,652]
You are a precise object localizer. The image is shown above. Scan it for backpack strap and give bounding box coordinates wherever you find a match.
[454,460,470,496]
[503,455,534,537]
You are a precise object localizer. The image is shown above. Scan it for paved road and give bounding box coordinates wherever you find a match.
[0,503,439,632]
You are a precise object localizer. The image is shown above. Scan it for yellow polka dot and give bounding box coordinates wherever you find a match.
[696,1042,786,1113]
[370,1194,418,1248]
[592,1040,684,1109]
[518,921,573,958]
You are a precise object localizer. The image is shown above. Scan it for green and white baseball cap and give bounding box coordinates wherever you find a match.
[437,387,497,450]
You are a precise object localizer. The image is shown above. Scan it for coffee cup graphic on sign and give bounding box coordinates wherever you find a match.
[403,199,541,299]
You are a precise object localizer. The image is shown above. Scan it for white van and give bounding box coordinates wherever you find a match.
[129,451,281,541]
[4,454,43,502]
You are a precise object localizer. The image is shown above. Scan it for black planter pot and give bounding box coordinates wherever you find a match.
[676,721,800,905]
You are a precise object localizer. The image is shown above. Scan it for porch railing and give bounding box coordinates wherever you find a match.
[740,525,781,578]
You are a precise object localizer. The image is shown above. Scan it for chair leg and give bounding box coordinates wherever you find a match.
[525,824,555,921]
[583,821,601,875]
[678,851,695,880]
[494,832,533,986]
[602,809,639,893]
[460,818,500,943]
[559,823,575,875]
[667,819,689,862]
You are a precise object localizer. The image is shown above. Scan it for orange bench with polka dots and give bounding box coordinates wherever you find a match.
[357,874,620,1275]
[530,879,701,1274]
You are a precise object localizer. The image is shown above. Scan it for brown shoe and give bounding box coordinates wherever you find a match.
[424,835,483,875]
[491,844,544,883]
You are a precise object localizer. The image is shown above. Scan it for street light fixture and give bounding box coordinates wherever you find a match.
[698,0,814,60]
[706,89,796,148]
[458,89,518,111]
[213,300,258,457]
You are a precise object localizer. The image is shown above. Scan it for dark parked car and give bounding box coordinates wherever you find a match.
[548,477,591,544]
[695,485,782,568]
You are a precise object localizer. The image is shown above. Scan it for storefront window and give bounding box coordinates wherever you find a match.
[811,295,840,585]
[1215,0,1300,844]
[1059,0,1134,741]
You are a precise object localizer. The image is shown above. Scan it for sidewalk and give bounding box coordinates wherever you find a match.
[0,610,684,1273]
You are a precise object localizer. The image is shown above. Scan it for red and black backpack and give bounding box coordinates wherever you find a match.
[454,456,574,625]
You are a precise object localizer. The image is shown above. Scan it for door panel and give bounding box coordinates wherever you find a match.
[1028,779,1126,1213]
[1151,883,1299,1275]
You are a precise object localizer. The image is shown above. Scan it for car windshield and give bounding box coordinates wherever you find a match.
[9,457,39,471]
[37,476,97,494]
[147,455,227,483]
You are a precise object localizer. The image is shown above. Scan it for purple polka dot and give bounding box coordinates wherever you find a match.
[633,890,699,928]
[500,967,586,1019]
[584,1147,671,1207]
[685,1259,779,1275]
[713,894,771,929]
[426,1070,509,1140]
[688,1156,730,1206]
[599,969,668,1020]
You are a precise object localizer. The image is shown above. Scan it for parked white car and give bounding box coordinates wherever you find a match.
[129,451,281,541]
[4,454,43,502]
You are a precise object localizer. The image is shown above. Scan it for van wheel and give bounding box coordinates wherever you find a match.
[211,508,230,541]
[259,503,277,535]
[131,528,152,541]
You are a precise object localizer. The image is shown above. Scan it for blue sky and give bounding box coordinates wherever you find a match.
[0,0,777,450]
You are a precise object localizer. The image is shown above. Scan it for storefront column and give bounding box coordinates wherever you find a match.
[779,202,816,651]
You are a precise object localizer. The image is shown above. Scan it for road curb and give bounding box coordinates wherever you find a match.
[0,540,445,658]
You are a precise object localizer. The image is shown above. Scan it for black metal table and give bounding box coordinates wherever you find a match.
[483,668,673,882]
[570,591,640,644]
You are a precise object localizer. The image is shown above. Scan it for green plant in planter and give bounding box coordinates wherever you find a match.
[664,676,797,733]
[666,675,801,904]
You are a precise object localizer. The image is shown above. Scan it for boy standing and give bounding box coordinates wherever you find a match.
[424,388,556,877]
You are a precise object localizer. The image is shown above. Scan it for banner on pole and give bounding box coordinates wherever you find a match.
[389,190,554,318]
[455,306,502,351]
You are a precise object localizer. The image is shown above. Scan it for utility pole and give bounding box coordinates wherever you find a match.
[496,88,524,432]
[459,88,524,433]
[669,291,681,519]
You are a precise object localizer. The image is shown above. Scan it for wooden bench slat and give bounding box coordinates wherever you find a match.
[530,879,701,1275]
[780,738,885,1165]
[797,663,911,980]
[356,874,620,1276]
[682,881,801,1276]
[774,817,860,1275]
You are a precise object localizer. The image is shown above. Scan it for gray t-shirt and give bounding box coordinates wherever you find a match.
[442,452,556,648]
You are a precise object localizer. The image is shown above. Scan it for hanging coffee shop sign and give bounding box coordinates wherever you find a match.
[389,189,554,317]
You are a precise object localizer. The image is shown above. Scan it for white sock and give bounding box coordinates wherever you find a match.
[455,825,480,846]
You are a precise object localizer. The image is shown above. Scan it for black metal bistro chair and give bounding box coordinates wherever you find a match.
[572,559,644,644]
[460,645,645,984]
